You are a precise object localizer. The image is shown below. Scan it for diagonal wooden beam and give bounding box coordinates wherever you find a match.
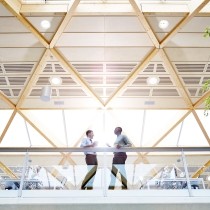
[50,48,105,107]
[194,90,210,108]
[160,49,193,108]
[0,91,16,109]
[105,48,159,107]
[2,0,108,108]
[16,49,51,109]
[2,0,49,48]
[18,112,75,162]
[134,154,145,165]
[44,170,74,190]
[192,160,210,178]
[149,110,192,149]
[47,156,75,189]
[0,161,18,179]
[192,110,210,145]
[160,0,210,48]
[18,110,60,148]
[129,0,160,48]
[18,111,78,161]
[0,110,17,144]
[142,110,191,160]
[133,153,163,189]
[0,92,17,144]
[50,0,80,48]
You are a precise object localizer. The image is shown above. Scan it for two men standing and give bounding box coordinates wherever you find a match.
[80,127,132,190]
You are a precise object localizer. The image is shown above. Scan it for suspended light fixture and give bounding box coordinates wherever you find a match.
[40,86,51,102]
[147,76,160,85]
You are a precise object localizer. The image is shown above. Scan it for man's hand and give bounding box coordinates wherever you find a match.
[106,143,111,147]
[93,141,98,147]
[116,144,121,149]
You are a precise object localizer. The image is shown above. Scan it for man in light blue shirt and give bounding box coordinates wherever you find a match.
[80,130,98,190]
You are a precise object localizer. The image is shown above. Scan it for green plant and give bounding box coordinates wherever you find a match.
[204,27,210,38]
[202,79,210,116]
[201,27,210,116]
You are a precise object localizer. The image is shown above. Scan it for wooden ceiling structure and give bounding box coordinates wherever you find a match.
[0,0,210,110]
[0,0,210,149]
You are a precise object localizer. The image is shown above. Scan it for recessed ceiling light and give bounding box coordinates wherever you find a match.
[147,76,160,85]
[158,20,169,29]
[49,76,62,85]
[207,175,210,181]
[40,20,51,29]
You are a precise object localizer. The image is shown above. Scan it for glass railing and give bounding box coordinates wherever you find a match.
[0,147,210,198]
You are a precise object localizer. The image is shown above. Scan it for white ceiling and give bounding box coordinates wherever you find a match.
[0,0,210,109]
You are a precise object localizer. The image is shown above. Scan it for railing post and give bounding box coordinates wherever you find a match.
[18,150,29,197]
[181,150,192,197]
[102,151,108,197]
[102,110,108,197]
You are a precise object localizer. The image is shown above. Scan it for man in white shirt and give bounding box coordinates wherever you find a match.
[80,130,98,190]
[109,127,132,190]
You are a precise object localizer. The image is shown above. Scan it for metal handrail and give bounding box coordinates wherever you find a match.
[0,147,209,153]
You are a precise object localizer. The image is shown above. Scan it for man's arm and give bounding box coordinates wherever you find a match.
[123,135,133,147]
